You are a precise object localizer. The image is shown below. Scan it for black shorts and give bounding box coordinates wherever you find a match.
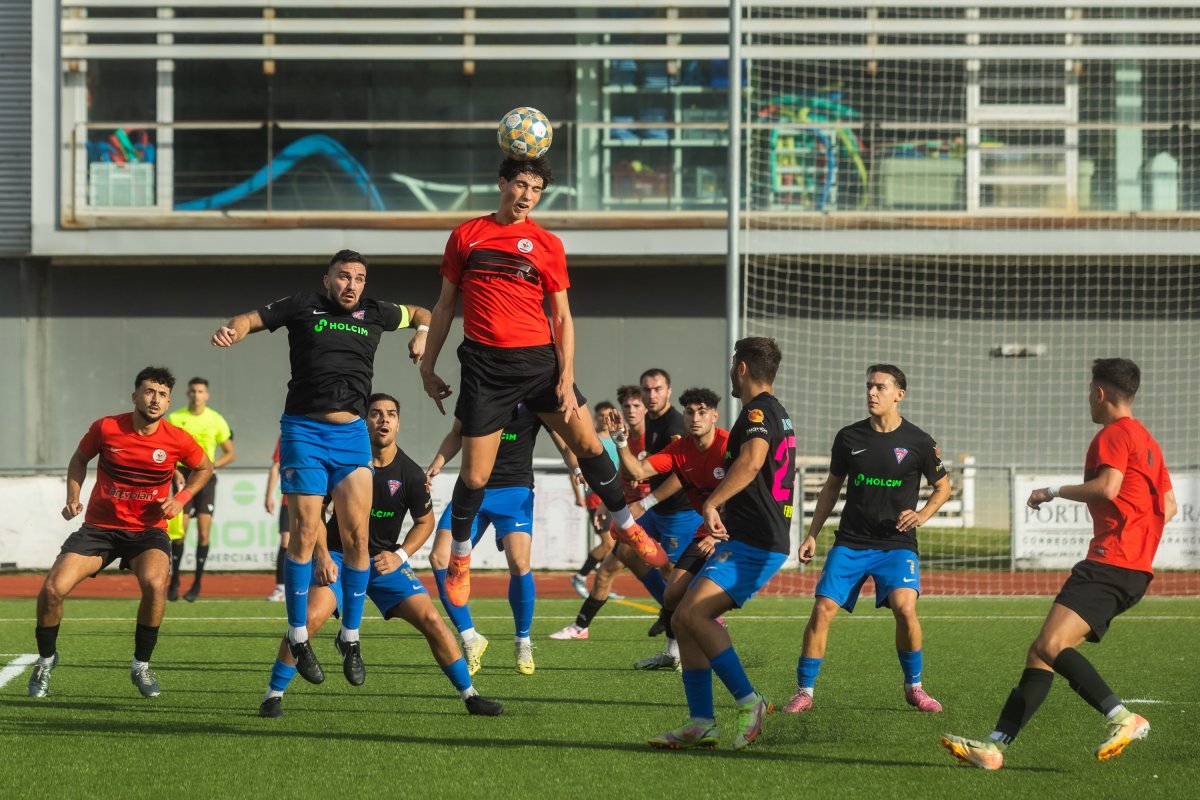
[278,503,290,535]
[673,540,709,576]
[454,340,586,436]
[1054,559,1152,642]
[179,469,217,517]
[60,524,172,572]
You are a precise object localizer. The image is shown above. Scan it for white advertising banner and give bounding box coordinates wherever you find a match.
[0,470,592,571]
[1012,472,1200,570]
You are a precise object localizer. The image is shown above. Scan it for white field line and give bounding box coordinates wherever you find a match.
[0,654,37,689]
[1125,699,1170,704]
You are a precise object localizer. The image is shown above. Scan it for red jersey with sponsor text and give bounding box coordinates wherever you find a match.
[644,428,730,515]
[1084,416,1172,575]
[441,214,570,348]
[78,414,205,531]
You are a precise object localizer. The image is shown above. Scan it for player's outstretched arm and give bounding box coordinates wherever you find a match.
[211,310,265,347]
[547,290,582,422]
[62,447,91,520]
[547,429,587,504]
[898,474,952,532]
[396,303,432,364]
[607,411,662,481]
[419,278,459,414]
[1027,466,1123,509]
[426,418,464,479]
[801,472,846,561]
[381,510,436,573]
[702,438,769,537]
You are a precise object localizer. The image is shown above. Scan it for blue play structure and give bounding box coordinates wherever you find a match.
[174,134,385,211]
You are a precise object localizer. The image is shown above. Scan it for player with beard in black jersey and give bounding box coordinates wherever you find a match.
[258,393,502,719]
[785,364,951,716]
[650,337,795,751]
[213,250,430,687]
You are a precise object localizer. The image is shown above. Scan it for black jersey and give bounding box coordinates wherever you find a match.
[327,447,432,556]
[258,291,404,418]
[829,418,948,553]
[644,406,689,514]
[721,392,796,554]
[488,404,547,489]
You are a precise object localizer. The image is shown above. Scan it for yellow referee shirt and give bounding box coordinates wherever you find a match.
[167,407,233,462]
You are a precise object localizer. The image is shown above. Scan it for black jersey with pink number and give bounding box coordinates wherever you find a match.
[721,392,796,554]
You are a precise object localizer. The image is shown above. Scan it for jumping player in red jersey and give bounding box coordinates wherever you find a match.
[421,157,666,606]
[942,358,1176,770]
[28,366,213,699]
[609,387,728,671]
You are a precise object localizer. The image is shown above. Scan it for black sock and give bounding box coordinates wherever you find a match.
[576,554,600,578]
[578,453,625,511]
[194,544,210,582]
[34,625,59,659]
[170,541,185,584]
[662,609,675,640]
[575,596,607,629]
[993,667,1054,744]
[450,479,485,544]
[275,546,287,583]
[134,623,159,663]
[1052,647,1120,715]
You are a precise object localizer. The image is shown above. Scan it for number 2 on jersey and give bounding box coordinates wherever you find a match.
[772,435,797,502]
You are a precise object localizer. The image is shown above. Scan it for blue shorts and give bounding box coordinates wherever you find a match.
[816,545,921,613]
[279,414,371,497]
[317,550,429,619]
[435,486,535,550]
[639,508,704,563]
[692,539,787,608]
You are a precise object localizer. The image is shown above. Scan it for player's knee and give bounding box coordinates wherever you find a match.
[1031,635,1065,665]
[810,598,838,628]
[39,581,67,609]
[460,470,490,491]
[508,558,530,575]
[419,607,444,635]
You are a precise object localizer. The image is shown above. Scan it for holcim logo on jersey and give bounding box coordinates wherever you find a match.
[854,473,903,488]
[314,318,368,336]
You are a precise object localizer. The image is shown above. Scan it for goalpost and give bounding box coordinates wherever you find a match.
[737,1,1200,595]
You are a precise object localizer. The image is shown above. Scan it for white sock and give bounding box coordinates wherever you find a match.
[1106,704,1129,720]
[38,655,56,667]
[274,583,284,592]
[666,638,679,658]
[690,716,716,726]
[131,659,149,671]
[460,686,479,701]
[461,627,477,643]
[289,625,309,644]
[735,691,758,706]
[339,627,360,643]
[906,681,921,690]
[451,539,473,557]
[798,687,814,697]
[264,689,283,701]
[516,635,531,646]
[611,506,634,529]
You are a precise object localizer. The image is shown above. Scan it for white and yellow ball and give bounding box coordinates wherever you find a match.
[497,106,553,160]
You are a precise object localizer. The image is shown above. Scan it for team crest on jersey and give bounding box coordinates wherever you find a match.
[894,448,909,463]
[388,480,401,496]
[152,449,167,463]
[748,409,764,423]
[352,309,366,321]
[713,467,726,479]
[517,238,533,253]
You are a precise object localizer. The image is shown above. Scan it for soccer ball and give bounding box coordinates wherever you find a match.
[497,107,553,160]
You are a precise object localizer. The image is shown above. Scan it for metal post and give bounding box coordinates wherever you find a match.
[726,0,742,417]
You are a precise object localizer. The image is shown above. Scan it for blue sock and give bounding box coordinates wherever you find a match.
[797,656,824,690]
[710,646,755,704]
[339,564,369,631]
[509,571,535,639]
[898,648,923,685]
[282,556,313,629]
[681,668,715,722]
[440,658,472,692]
[637,569,667,605]
[269,659,297,693]
[434,568,475,633]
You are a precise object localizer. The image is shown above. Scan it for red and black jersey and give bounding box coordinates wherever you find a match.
[1084,417,1172,575]
[78,414,206,531]
[441,214,569,349]
[644,428,730,515]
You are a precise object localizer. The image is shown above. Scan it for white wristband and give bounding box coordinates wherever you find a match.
[1046,486,1061,499]
[416,324,430,333]
[393,547,410,563]
[611,429,628,448]
[572,467,582,478]
[640,493,659,511]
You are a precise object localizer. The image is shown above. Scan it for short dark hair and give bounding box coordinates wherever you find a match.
[733,337,782,384]
[640,368,671,386]
[679,387,720,409]
[498,156,553,188]
[329,249,367,272]
[188,377,209,388]
[867,364,907,392]
[368,392,400,413]
[616,384,642,404]
[135,366,175,391]
[594,400,616,413]
[1092,358,1140,401]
